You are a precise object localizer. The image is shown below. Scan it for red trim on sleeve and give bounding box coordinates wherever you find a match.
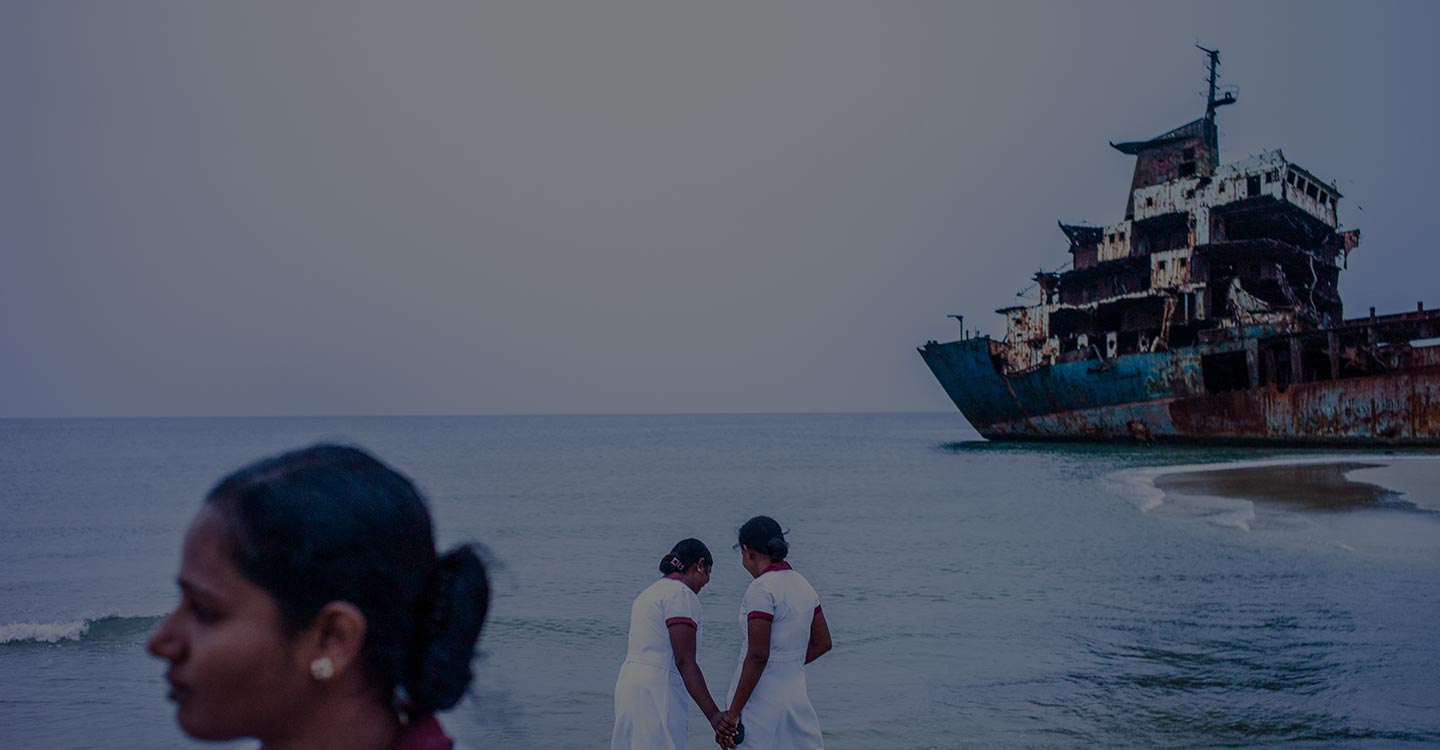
[746,611,774,622]
[665,617,697,629]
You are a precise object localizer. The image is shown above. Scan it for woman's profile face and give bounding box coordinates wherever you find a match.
[738,546,763,578]
[689,560,712,592]
[146,504,313,741]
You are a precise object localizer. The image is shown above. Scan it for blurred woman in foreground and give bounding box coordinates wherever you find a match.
[147,444,489,750]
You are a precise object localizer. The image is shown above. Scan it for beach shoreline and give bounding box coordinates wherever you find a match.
[1149,456,1440,513]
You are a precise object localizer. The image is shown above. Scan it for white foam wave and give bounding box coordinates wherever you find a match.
[1210,503,1256,531]
[1106,466,1167,512]
[0,613,165,644]
[0,620,90,643]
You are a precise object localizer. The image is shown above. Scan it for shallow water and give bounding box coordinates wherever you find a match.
[2,414,1438,749]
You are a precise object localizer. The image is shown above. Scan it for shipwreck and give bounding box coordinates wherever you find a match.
[919,48,1440,445]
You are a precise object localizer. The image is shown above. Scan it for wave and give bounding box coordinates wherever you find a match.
[0,614,164,645]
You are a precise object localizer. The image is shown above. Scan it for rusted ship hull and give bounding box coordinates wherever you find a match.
[920,310,1440,445]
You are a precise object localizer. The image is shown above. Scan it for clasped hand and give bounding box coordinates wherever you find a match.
[709,710,740,749]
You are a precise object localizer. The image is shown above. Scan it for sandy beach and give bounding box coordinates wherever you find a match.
[1153,457,1440,512]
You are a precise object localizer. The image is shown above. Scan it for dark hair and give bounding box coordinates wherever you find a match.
[736,516,788,561]
[205,444,489,718]
[658,538,713,575]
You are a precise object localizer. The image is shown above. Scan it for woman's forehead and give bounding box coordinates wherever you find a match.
[179,507,245,592]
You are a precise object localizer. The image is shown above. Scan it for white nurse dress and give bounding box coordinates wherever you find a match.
[726,562,824,749]
[612,574,703,750]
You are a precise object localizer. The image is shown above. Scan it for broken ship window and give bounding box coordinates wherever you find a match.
[1201,351,1251,394]
[1266,170,1278,183]
[1145,196,1155,208]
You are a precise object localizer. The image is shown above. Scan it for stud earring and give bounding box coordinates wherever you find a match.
[310,657,335,680]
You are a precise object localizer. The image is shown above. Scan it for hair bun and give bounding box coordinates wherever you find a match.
[737,517,789,562]
[659,539,713,575]
[403,545,489,714]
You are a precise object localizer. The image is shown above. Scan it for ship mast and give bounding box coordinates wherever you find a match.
[1197,44,1236,120]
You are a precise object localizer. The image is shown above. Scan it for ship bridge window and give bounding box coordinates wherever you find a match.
[1178,148,1196,178]
[1265,170,1278,183]
[1306,183,1319,200]
[1201,350,1251,394]
[1247,175,1261,197]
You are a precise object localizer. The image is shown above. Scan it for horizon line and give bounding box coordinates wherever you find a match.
[0,408,960,421]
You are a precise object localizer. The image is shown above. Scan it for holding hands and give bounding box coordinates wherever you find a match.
[710,710,740,748]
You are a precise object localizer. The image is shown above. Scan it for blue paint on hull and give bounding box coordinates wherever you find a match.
[919,336,1440,445]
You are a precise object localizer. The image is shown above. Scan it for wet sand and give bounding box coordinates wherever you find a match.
[1153,462,1400,511]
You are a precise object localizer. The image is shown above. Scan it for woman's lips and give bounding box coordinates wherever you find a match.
[165,673,189,702]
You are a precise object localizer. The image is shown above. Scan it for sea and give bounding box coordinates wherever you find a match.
[2,413,1438,749]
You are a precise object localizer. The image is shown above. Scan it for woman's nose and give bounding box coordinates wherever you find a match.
[146,611,182,660]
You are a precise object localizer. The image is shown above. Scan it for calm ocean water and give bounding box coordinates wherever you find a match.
[2,413,1438,749]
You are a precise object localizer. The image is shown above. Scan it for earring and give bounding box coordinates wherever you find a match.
[310,657,335,680]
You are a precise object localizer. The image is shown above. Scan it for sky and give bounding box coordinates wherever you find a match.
[3,1,1438,418]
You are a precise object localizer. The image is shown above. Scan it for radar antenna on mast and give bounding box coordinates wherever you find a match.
[1197,44,1237,117]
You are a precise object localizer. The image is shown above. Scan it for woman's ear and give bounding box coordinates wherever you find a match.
[305,602,368,681]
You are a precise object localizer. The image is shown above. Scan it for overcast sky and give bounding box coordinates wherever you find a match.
[3,1,1437,417]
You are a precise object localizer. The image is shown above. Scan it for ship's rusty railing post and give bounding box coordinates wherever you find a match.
[1327,331,1340,381]
[1289,337,1304,386]
[1246,339,1261,389]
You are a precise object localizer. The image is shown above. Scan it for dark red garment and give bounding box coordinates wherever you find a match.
[391,714,454,750]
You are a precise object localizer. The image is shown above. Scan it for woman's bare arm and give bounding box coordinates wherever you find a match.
[668,622,724,724]
[726,617,772,718]
[804,608,832,664]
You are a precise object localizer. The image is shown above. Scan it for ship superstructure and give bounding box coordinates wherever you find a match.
[920,49,1440,444]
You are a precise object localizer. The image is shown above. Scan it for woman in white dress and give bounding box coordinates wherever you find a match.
[612,539,736,750]
[720,516,832,750]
